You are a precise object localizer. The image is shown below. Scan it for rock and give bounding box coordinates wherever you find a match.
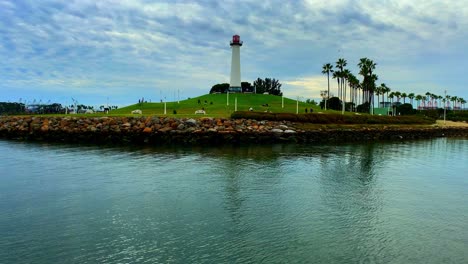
[185,119,197,126]
[158,126,172,133]
[284,129,296,133]
[152,117,160,124]
[143,127,152,133]
[271,129,283,133]
[200,117,213,123]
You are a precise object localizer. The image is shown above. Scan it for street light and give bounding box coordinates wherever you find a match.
[444,90,447,125]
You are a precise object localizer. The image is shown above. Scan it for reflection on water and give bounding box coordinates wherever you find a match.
[0,138,467,263]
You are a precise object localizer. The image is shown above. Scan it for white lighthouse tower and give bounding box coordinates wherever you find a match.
[229,35,243,93]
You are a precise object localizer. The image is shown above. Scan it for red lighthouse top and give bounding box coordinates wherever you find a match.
[230,35,243,46]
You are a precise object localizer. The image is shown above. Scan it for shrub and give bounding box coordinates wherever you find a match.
[447,111,468,122]
[396,103,416,115]
[357,102,370,113]
[231,111,435,125]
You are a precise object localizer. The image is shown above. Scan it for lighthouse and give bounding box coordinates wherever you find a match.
[229,35,243,93]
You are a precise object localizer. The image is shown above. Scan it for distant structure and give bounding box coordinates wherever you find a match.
[229,35,243,93]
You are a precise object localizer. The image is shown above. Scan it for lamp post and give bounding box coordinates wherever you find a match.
[444,90,447,125]
[296,96,304,114]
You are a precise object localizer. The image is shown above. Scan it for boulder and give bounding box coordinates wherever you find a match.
[185,119,197,126]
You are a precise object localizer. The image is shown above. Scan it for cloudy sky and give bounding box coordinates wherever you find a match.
[1,0,467,107]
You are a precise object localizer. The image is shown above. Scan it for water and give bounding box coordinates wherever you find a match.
[0,139,467,263]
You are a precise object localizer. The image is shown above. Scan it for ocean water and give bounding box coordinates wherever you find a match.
[0,138,467,263]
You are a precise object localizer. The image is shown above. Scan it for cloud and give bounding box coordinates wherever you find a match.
[284,75,329,99]
[1,0,468,106]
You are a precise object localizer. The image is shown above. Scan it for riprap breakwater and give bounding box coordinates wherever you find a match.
[1,116,467,144]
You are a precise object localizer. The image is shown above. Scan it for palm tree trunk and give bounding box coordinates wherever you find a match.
[326,72,330,110]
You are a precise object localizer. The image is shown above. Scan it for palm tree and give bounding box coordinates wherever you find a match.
[425,92,432,108]
[322,63,334,110]
[460,98,466,110]
[375,85,383,107]
[358,58,377,113]
[394,91,402,103]
[445,94,451,109]
[408,93,415,107]
[438,95,443,108]
[342,69,351,103]
[347,73,359,111]
[431,93,437,108]
[335,58,347,102]
[452,96,459,110]
[388,92,395,103]
[332,71,341,101]
[415,94,423,109]
[388,92,395,115]
[401,92,407,104]
[381,83,390,106]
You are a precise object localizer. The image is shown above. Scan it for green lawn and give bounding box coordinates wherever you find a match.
[111,93,320,118]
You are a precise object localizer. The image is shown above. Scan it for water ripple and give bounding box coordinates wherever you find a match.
[1,139,467,263]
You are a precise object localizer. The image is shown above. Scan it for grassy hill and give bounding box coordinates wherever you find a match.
[111,93,320,118]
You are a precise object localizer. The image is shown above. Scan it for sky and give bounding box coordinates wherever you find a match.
[1,0,467,107]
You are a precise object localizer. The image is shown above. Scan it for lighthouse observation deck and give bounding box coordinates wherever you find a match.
[230,35,243,46]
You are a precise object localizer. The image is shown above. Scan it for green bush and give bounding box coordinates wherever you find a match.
[421,109,443,119]
[357,102,370,113]
[447,111,468,122]
[231,111,435,125]
[396,103,416,115]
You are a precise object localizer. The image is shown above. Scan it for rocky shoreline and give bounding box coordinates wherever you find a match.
[1,116,467,145]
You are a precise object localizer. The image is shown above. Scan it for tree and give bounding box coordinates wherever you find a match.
[332,71,341,102]
[397,103,416,115]
[347,74,360,111]
[322,63,334,110]
[375,85,383,107]
[335,58,347,100]
[381,83,390,104]
[0,102,26,114]
[253,78,282,95]
[358,58,377,112]
[210,83,230,94]
[415,94,423,109]
[394,91,401,102]
[451,96,459,110]
[241,82,253,93]
[401,92,407,104]
[323,96,342,111]
[460,98,466,109]
[408,93,415,106]
[388,92,395,104]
